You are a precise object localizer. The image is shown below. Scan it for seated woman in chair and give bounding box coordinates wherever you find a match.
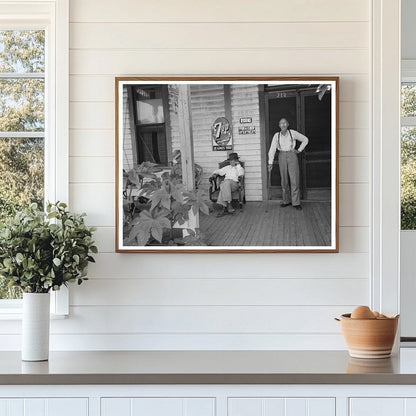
[211,152,244,216]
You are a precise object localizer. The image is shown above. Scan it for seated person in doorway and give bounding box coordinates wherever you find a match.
[268,118,309,210]
[211,152,244,217]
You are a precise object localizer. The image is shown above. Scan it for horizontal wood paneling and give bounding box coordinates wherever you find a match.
[69,49,368,75]
[91,226,369,254]
[58,306,353,334]
[91,227,115,253]
[339,129,369,157]
[230,84,262,201]
[70,103,113,129]
[70,157,114,183]
[85,253,369,279]
[69,183,114,226]
[339,184,369,227]
[339,227,369,253]
[70,22,368,49]
[69,74,369,103]
[69,0,369,23]
[60,0,372,351]
[0,305,356,335]
[69,129,114,157]
[69,101,368,130]
[70,278,368,306]
[339,157,369,183]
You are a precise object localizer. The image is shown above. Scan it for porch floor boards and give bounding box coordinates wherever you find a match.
[200,201,331,247]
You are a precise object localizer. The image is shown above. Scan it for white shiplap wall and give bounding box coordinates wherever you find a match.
[48,0,371,350]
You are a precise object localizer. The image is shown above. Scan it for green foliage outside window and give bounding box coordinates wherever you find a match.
[0,30,45,299]
[401,84,416,230]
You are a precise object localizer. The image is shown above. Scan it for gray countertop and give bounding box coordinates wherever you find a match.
[2,349,416,385]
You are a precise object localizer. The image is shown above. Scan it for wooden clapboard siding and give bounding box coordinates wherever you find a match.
[0,333,348,351]
[57,0,374,350]
[75,225,370,255]
[70,277,368,307]
[230,84,262,201]
[70,101,368,130]
[69,74,369,103]
[69,0,369,23]
[70,49,368,75]
[0,305,365,335]
[189,84,226,188]
[66,252,370,280]
[70,22,369,50]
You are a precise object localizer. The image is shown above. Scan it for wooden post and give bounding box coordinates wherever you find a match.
[176,84,198,229]
[127,86,138,167]
[177,84,195,190]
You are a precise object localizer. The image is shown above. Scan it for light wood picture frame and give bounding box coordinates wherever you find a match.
[115,77,339,253]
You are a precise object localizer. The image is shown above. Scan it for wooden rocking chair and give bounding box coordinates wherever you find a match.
[209,160,246,209]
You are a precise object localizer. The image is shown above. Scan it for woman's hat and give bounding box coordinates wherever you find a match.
[228,152,239,161]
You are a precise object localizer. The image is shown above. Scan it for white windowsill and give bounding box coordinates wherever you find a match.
[0,312,67,320]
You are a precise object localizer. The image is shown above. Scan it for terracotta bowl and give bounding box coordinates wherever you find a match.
[337,313,399,359]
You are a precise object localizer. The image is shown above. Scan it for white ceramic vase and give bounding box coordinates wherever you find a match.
[22,292,50,361]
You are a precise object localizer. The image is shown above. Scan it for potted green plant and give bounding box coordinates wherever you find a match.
[125,170,209,246]
[0,202,97,361]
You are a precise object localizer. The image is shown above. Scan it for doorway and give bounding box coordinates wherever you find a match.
[265,85,332,201]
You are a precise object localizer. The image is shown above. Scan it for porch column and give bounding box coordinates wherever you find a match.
[176,84,199,229]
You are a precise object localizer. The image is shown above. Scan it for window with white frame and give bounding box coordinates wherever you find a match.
[0,1,69,313]
[401,81,416,230]
[0,29,45,300]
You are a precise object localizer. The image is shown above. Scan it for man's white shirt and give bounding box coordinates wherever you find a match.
[214,164,244,182]
[268,129,309,165]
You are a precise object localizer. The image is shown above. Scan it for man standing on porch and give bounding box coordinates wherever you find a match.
[268,118,309,210]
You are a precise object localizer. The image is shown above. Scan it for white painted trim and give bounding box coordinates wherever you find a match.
[0,73,44,78]
[401,117,416,127]
[0,132,45,138]
[371,0,401,317]
[0,0,69,315]
[402,59,416,80]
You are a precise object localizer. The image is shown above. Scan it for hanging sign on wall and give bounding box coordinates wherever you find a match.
[238,126,256,135]
[211,117,233,151]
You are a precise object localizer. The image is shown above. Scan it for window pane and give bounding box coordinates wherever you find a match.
[0,29,45,301]
[0,30,45,73]
[0,137,44,300]
[0,137,44,218]
[402,83,416,117]
[0,78,44,131]
[135,86,165,124]
[401,127,416,230]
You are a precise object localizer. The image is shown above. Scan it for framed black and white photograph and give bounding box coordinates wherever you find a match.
[116,77,339,252]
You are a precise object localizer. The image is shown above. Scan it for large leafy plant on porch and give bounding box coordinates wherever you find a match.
[125,171,209,246]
